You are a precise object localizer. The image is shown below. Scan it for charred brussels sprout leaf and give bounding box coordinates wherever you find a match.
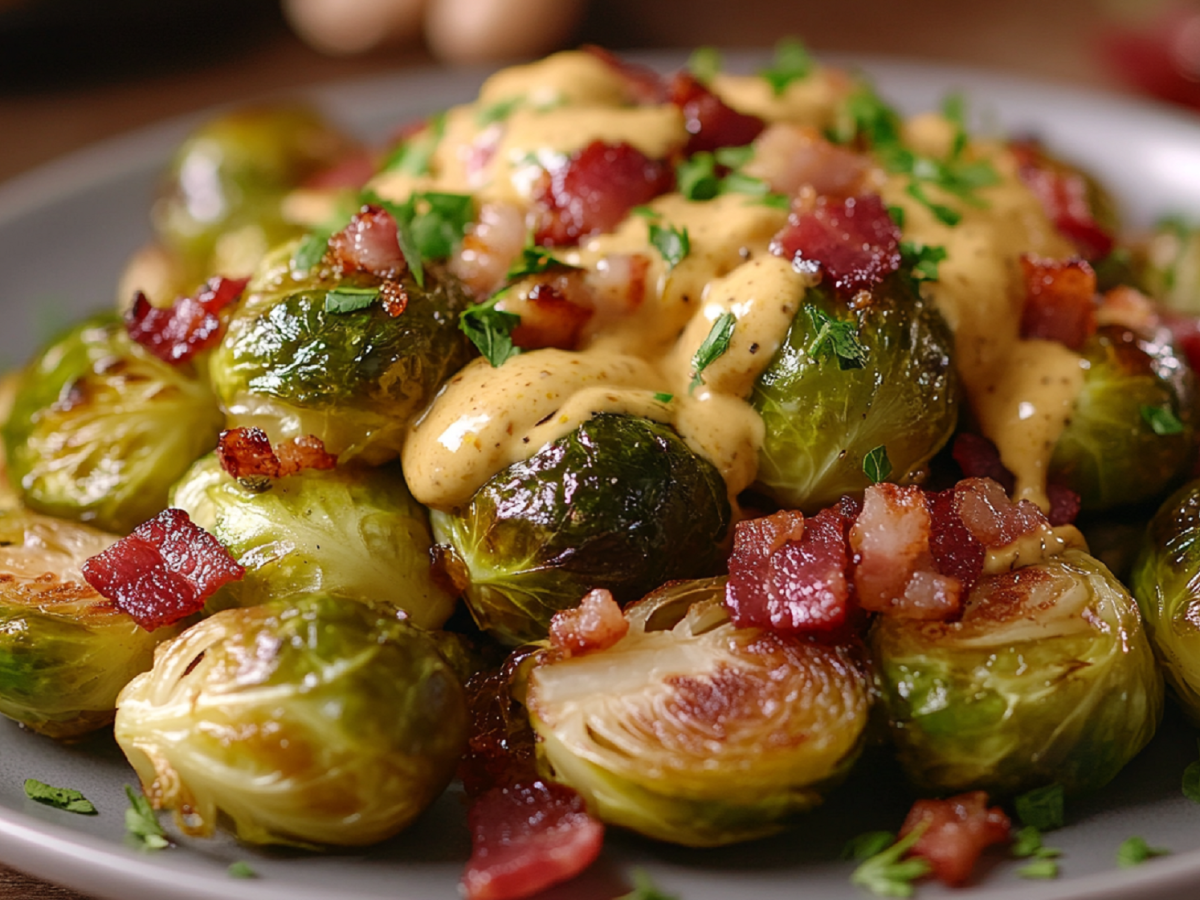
[1049,324,1196,511]
[171,455,456,629]
[0,509,178,738]
[1130,480,1200,722]
[3,316,224,534]
[210,247,474,463]
[431,414,731,646]
[114,594,468,847]
[751,277,958,512]
[525,578,870,846]
[153,106,355,279]
[872,549,1162,796]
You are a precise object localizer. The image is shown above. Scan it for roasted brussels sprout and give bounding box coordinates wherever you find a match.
[3,316,224,534]
[0,509,177,738]
[153,106,355,280]
[524,578,870,846]
[1048,323,1196,510]
[115,594,468,847]
[1131,479,1200,722]
[171,454,457,629]
[431,414,731,646]
[210,247,474,463]
[872,549,1162,796]
[750,276,958,511]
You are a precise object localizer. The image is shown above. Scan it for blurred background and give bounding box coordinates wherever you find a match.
[2,0,1200,184]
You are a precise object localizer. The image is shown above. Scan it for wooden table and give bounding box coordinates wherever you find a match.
[0,0,1152,896]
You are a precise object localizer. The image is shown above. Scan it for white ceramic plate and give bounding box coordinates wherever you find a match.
[2,52,1200,900]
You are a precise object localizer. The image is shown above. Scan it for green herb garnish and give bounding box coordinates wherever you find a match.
[863,445,893,483]
[759,37,814,95]
[900,241,948,284]
[360,189,475,288]
[504,242,580,283]
[806,306,866,369]
[1017,858,1060,879]
[1015,784,1065,831]
[649,222,690,270]
[476,96,523,127]
[23,779,96,814]
[460,301,522,368]
[653,392,674,404]
[1116,836,1169,868]
[227,861,258,879]
[1141,404,1185,436]
[381,111,446,176]
[124,785,168,850]
[615,867,679,900]
[690,311,737,391]
[843,831,896,861]
[688,46,722,84]
[849,823,931,898]
[324,286,380,314]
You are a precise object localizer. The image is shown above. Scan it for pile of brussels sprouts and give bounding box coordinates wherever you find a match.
[1,50,1200,892]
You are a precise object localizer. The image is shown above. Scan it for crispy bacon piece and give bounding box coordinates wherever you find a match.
[1019,254,1097,350]
[1011,139,1115,261]
[548,588,628,659]
[725,507,854,633]
[770,193,901,298]
[328,204,407,278]
[80,508,244,631]
[750,124,871,198]
[462,780,605,900]
[900,792,1011,886]
[216,427,336,480]
[534,141,673,246]
[668,71,764,154]
[125,275,248,365]
[508,280,594,350]
[951,434,1079,526]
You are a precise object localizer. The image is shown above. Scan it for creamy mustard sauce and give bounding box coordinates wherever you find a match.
[390,50,1087,516]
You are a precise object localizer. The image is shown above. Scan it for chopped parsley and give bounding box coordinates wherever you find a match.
[653,392,674,404]
[649,222,690,269]
[849,822,931,898]
[942,91,968,159]
[900,241,948,284]
[324,286,379,314]
[460,299,522,368]
[615,868,678,900]
[1017,858,1060,879]
[863,446,893,483]
[759,37,814,95]
[675,149,779,204]
[361,189,475,288]
[1011,825,1061,861]
[125,785,168,850]
[227,861,258,879]
[291,202,357,273]
[1116,836,1169,868]
[476,96,523,127]
[689,311,737,392]
[843,831,896,861]
[676,153,721,201]
[806,306,866,369]
[504,242,580,283]
[906,181,961,227]
[688,46,722,84]
[380,111,446,176]
[1014,784,1065,831]
[1141,404,1185,436]
[23,779,96,814]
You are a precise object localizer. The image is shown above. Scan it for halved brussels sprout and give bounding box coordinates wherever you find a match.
[431,414,731,646]
[210,247,473,463]
[115,594,468,847]
[871,548,1162,796]
[1131,479,1200,722]
[750,276,958,512]
[153,105,355,280]
[0,508,176,738]
[171,454,457,629]
[1048,323,1196,510]
[523,578,870,846]
[3,316,224,534]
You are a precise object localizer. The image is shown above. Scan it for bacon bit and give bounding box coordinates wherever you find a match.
[547,588,628,659]
[951,433,1016,493]
[534,141,673,246]
[125,275,248,365]
[328,204,406,278]
[216,427,337,480]
[770,193,901,298]
[581,45,666,104]
[1011,139,1115,261]
[1019,254,1097,350]
[80,509,244,631]
[925,487,986,596]
[459,666,538,798]
[453,202,528,298]
[750,124,871,198]
[725,507,854,633]
[461,779,605,900]
[668,71,765,154]
[1097,284,1159,333]
[1046,483,1082,527]
[953,477,1048,548]
[379,280,409,317]
[850,483,961,620]
[508,280,593,350]
[900,792,1011,887]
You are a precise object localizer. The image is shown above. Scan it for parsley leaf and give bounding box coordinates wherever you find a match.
[460,301,521,368]
[863,446,893,483]
[849,823,931,898]
[677,153,721,201]
[759,37,813,95]
[649,222,690,270]
[23,779,96,814]
[324,286,380,314]
[360,189,475,289]
[653,392,674,403]
[688,46,722,84]
[829,84,903,148]
[1141,404,1185,436]
[504,242,580,283]
[291,202,357,273]
[1011,825,1061,862]
[125,785,168,850]
[690,311,737,392]
[806,306,866,369]
[1017,858,1060,879]
[476,96,522,127]
[381,111,446,176]
[714,145,755,169]
[942,91,968,159]
[227,861,258,879]
[1116,836,1169,868]
[843,831,896,861]
[900,241,948,283]
[906,181,961,226]
[1015,784,1065,831]
[615,867,678,900]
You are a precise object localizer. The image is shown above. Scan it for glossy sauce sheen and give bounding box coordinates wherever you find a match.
[391,52,1080,513]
